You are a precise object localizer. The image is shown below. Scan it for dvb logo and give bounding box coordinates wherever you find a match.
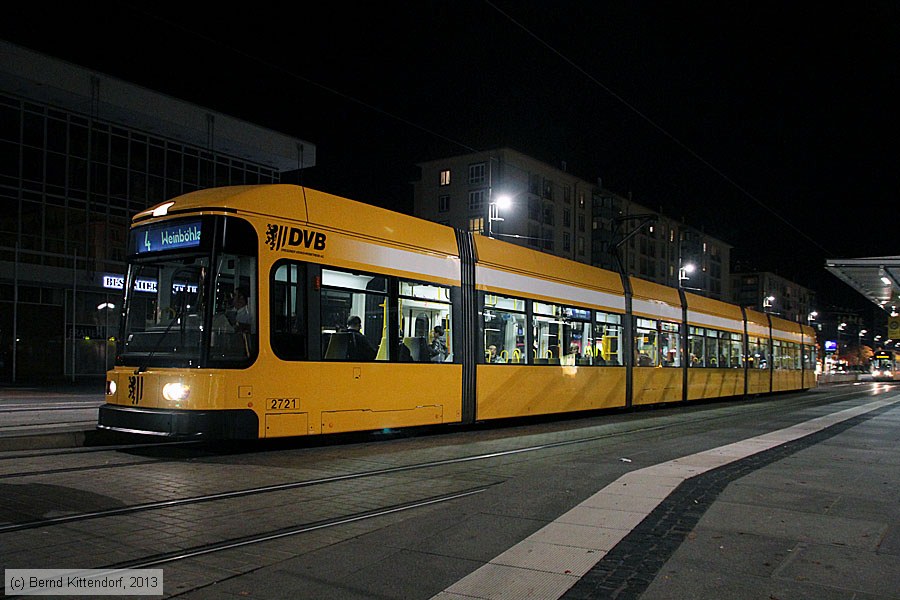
[266,224,327,252]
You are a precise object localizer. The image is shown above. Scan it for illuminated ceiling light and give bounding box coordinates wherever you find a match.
[152,201,175,217]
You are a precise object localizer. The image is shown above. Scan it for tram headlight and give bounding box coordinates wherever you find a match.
[162,382,191,402]
[106,380,116,395]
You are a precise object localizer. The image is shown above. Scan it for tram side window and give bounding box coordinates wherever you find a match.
[270,261,307,360]
[773,339,784,369]
[595,311,623,366]
[721,331,744,368]
[660,321,681,367]
[562,307,592,366]
[687,326,707,367]
[705,329,720,367]
[774,340,799,370]
[399,279,453,362]
[748,335,768,368]
[634,318,658,367]
[482,294,527,364]
[533,301,564,364]
[320,269,388,361]
[790,342,801,369]
[803,344,816,370]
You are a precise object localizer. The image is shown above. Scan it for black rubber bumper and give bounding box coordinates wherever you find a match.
[98,404,259,439]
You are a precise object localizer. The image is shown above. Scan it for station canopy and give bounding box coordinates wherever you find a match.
[825,256,900,311]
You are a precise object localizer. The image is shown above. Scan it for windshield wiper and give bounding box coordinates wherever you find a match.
[136,291,187,374]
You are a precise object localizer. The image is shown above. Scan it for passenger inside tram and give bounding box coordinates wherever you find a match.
[487,344,505,363]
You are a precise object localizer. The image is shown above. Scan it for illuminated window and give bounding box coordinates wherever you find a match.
[635,318,659,367]
[439,169,451,186]
[469,216,484,233]
[399,279,453,362]
[482,294,527,364]
[595,311,623,366]
[320,269,388,362]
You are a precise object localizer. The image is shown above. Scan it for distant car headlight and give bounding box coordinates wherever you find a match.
[162,382,191,402]
[106,380,116,395]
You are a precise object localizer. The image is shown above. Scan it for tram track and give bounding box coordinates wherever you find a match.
[109,486,492,570]
[0,486,493,597]
[0,387,866,534]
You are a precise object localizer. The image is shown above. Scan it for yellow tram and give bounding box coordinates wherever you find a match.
[99,185,817,439]
[872,350,900,381]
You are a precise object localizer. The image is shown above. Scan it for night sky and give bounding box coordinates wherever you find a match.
[4,2,899,311]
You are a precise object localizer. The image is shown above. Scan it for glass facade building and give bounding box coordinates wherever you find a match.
[0,41,313,382]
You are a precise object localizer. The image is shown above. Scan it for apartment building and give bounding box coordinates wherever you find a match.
[730,270,817,323]
[413,147,732,299]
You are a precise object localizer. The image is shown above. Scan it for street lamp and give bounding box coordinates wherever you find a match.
[763,295,775,312]
[488,193,511,238]
[97,301,116,371]
[678,262,696,287]
[858,329,868,368]
[837,322,846,353]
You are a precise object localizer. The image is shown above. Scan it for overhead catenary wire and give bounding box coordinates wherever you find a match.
[483,0,833,257]
[125,3,829,257]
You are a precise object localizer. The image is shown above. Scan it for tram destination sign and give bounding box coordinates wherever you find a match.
[134,220,202,254]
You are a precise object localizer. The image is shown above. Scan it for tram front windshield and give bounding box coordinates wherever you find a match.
[873,355,894,372]
[117,216,257,369]
[119,257,208,367]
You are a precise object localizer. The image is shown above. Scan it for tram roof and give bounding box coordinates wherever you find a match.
[825,256,900,311]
